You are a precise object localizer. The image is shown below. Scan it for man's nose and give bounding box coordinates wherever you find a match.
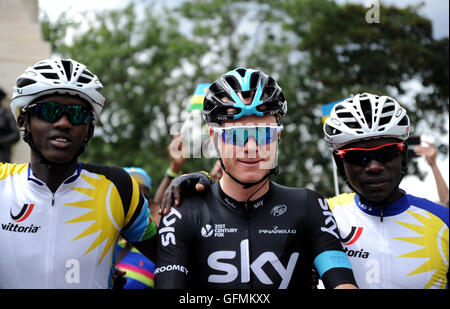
[244,136,259,158]
[364,158,384,173]
[52,113,72,128]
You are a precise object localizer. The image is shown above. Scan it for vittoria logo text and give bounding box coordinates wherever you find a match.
[1,223,41,233]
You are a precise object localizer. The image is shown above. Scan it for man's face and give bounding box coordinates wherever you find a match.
[340,137,405,204]
[210,114,280,185]
[19,95,93,164]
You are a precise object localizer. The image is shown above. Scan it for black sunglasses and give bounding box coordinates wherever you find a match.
[24,101,94,125]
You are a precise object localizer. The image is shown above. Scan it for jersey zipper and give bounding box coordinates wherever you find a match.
[380,215,387,288]
[45,190,58,288]
[243,202,249,218]
[242,203,253,288]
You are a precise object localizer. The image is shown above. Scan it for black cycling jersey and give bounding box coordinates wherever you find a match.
[155,181,356,289]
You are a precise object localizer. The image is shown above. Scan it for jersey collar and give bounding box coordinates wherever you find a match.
[27,162,82,186]
[354,191,410,218]
[213,181,273,212]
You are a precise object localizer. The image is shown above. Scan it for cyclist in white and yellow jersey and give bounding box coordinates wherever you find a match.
[0,59,156,289]
[323,93,448,289]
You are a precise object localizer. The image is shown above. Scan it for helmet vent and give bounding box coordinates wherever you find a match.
[82,70,94,78]
[240,90,252,99]
[249,72,259,90]
[224,76,240,91]
[325,124,341,136]
[235,68,247,77]
[263,86,275,98]
[16,78,36,87]
[336,108,362,129]
[34,65,52,70]
[381,102,395,113]
[379,116,391,126]
[344,119,361,129]
[398,115,409,126]
[360,98,373,128]
[379,101,395,126]
[61,60,73,81]
[77,75,92,84]
[41,72,59,80]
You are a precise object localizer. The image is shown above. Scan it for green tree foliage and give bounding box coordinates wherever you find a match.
[41,3,211,186]
[260,0,449,194]
[41,0,448,197]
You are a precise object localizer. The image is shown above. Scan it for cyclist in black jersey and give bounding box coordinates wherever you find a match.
[155,68,357,289]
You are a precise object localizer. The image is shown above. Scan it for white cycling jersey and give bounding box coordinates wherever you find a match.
[0,162,156,289]
[327,192,448,289]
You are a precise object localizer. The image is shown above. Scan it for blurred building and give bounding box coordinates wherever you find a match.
[0,0,51,163]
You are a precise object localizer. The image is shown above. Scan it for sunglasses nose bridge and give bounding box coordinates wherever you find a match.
[52,111,73,126]
[363,156,385,171]
[244,135,259,147]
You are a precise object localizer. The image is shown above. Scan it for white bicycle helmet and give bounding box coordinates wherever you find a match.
[323,93,410,150]
[11,58,105,120]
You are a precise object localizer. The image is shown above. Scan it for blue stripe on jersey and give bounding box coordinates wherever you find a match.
[121,199,150,242]
[314,250,352,277]
[355,193,410,217]
[407,194,449,227]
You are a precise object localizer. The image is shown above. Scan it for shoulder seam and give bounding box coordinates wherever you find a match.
[326,192,355,210]
[0,163,28,180]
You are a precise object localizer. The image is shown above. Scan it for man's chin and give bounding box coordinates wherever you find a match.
[42,151,77,165]
[235,170,270,184]
[359,191,391,205]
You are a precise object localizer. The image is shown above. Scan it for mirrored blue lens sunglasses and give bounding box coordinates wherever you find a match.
[212,125,283,146]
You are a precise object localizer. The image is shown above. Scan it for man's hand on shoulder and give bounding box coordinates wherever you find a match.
[159,171,214,215]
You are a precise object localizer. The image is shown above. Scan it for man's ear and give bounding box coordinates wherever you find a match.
[16,113,27,131]
[208,125,222,157]
[88,123,95,140]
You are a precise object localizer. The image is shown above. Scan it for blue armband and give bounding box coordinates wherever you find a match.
[314,250,352,277]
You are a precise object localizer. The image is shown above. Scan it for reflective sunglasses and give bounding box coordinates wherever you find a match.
[212,125,283,146]
[24,101,94,125]
[335,142,405,166]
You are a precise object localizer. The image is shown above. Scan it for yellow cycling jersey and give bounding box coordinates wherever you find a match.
[0,162,156,288]
[327,192,448,289]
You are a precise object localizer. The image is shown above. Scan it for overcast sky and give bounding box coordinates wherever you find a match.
[39,0,449,39]
[338,0,449,38]
[37,0,449,202]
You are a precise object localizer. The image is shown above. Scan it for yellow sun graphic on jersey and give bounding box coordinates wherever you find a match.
[394,210,449,289]
[65,174,124,264]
